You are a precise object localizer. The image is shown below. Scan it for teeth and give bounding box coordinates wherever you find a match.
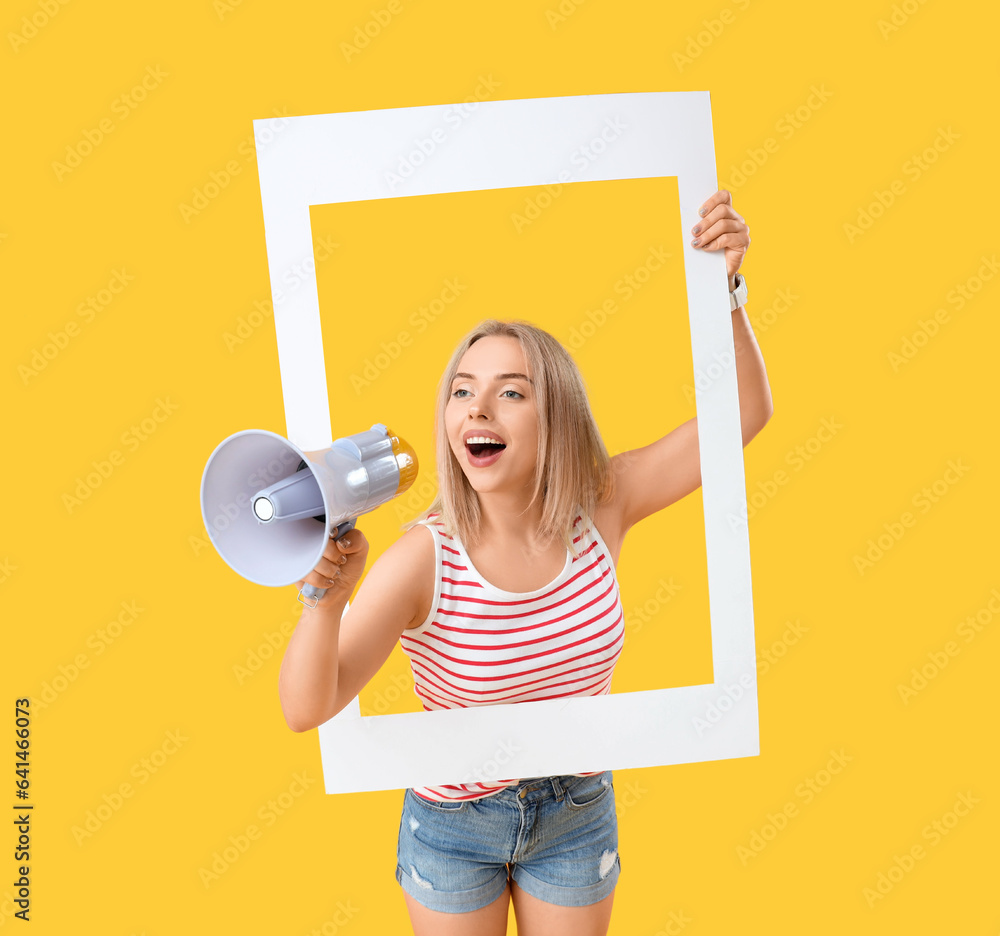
[466,436,505,445]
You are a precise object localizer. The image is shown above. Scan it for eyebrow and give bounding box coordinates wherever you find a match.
[453,372,533,383]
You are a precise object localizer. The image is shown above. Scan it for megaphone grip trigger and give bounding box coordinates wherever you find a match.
[332,519,356,541]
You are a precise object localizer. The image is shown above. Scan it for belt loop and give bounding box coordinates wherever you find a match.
[550,776,565,801]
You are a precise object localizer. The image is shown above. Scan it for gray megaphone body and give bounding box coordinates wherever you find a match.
[200,423,418,607]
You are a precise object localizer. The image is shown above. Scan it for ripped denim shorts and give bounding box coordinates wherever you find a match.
[395,771,620,914]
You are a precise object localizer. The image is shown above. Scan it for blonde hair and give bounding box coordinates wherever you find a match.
[401,319,615,557]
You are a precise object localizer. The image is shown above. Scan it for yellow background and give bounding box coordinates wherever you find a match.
[2,0,996,932]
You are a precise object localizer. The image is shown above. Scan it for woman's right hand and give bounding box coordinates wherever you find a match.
[295,529,370,608]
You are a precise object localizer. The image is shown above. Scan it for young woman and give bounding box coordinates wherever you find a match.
[278,189,769,936]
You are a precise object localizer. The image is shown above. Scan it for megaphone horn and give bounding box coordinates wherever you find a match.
[200,423,418,607]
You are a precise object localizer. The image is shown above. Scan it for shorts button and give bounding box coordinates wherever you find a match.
[519,789,526,799]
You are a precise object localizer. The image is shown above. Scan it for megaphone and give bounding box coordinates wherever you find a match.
[200,423,418,607]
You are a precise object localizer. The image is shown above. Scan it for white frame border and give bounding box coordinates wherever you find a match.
[253,91,758,794]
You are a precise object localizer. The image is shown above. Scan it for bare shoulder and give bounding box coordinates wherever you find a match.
[372,522,435,629]
[592,440,688,566]
[591,477,628,569]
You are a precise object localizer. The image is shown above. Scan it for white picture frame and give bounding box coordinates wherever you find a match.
[252,91,758,794]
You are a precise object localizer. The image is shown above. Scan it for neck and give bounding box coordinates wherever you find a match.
[474,486,551,547]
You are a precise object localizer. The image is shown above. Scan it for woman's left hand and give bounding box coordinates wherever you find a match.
[691,189,750,288]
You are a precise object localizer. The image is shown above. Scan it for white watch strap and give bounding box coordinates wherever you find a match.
[730,273,748,311]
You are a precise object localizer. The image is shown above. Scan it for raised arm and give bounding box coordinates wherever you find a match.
[608,189,772,533]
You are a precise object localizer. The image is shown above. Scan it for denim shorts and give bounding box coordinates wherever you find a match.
[395,771,620,913]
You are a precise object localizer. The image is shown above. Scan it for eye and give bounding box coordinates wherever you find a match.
[502,389,523,399]
[451,388,470,398]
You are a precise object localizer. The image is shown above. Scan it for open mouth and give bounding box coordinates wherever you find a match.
[466,441,506,467]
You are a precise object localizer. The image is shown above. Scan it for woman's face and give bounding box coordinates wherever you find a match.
[445,335,539,498]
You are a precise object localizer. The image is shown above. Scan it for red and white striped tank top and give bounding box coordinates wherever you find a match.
[399,507,625,802]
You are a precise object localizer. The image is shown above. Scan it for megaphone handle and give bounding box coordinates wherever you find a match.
[297,519,357,609]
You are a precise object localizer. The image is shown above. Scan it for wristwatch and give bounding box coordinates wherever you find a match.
[729,273,748,311]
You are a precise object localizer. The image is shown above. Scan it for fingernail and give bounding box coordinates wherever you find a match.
[691,238,700,246]
[341,538,351,547]
[699,207,707,217]
[691,225,701,235]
